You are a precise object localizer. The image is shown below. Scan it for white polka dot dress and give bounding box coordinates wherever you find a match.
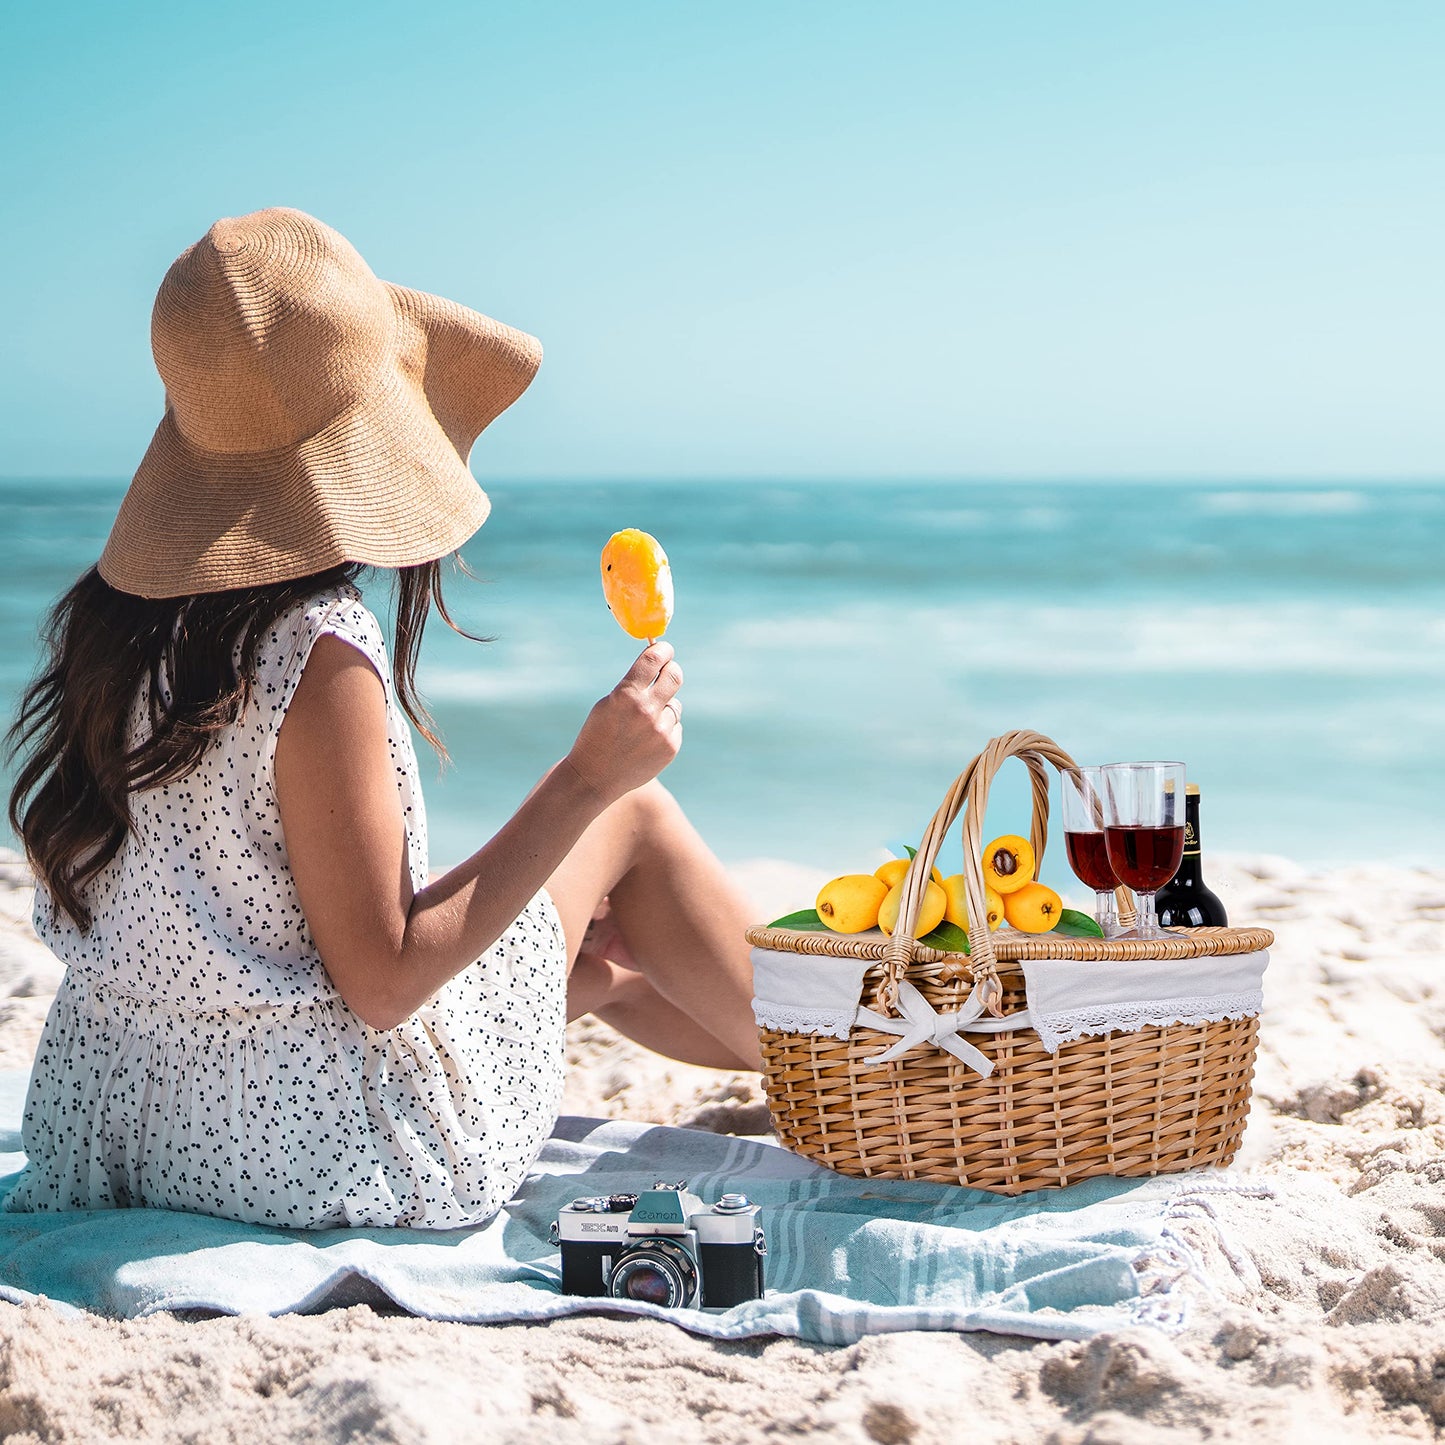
[3,582,568,1230]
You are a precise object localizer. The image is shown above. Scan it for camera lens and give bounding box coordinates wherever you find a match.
[619,1262,673,1306]
[607,1240,698,1309]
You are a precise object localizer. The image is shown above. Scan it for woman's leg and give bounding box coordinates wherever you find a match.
[546,781,763,1071]
[567,952,755,1067]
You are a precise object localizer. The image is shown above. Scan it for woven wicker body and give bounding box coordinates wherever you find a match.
[748,732,1274,1194]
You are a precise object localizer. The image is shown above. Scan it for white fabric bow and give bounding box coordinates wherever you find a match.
[857,979,996,1078]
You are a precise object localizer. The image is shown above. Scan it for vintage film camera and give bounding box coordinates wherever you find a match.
[552,1182,766,1310]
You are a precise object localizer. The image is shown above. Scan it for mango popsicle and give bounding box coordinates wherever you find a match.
[600,529,673,642]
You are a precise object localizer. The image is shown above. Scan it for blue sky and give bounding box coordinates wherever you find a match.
[1,1,1441,480]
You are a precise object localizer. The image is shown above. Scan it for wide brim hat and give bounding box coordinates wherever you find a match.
[98,207,542,598]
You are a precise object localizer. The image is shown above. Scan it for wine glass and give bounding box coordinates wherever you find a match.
[1101,762,1186,942]
[1060,766,1122,938]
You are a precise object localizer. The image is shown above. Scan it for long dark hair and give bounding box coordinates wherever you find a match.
[7,558,475,932]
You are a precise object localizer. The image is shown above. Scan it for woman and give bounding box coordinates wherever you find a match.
[3,207,761,1230]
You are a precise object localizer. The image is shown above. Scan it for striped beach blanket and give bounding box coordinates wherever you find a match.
[0,1069,1234,1343]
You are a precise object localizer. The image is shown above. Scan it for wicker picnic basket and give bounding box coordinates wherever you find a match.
[746,730,1273,1194]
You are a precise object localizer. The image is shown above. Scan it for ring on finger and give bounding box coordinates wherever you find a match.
[664,700,682,724]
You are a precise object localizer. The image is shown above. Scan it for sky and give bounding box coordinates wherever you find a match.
[1,1,1441,481]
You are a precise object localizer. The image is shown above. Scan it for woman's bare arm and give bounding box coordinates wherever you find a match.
[274,634,682,1029]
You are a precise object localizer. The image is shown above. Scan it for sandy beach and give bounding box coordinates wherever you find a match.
[2,851,1444,1443]
[4,0,1438,1437]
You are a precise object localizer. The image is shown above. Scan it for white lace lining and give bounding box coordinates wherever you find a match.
[1031,990,1264,1055]
[749,946,1269,1068]
[753,1001,856,1040]
[753,990,1264,1056]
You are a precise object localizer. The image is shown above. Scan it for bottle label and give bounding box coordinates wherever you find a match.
[1183,820,1199,857]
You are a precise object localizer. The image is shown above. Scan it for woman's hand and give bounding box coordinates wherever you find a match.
[564,642,683,805]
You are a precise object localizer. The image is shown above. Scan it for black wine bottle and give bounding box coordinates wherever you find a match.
[1156,785,1228,928]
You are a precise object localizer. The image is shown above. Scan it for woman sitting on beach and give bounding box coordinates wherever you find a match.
[3,207,761,1230]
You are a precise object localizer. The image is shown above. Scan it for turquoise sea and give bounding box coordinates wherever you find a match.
[2,479,1442,883]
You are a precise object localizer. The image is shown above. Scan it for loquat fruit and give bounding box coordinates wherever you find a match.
[1002,881,1063,934]
[878,879,947,938]
[982,835,1036,895]
[985,887,1006,931]
[815,874,889,934]
[874,857,944,891]
[942,875,1007,933]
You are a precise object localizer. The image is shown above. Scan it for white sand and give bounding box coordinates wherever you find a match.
[2,851,1444,1443]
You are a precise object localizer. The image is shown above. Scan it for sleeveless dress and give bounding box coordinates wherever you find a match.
[2,582,568,1230]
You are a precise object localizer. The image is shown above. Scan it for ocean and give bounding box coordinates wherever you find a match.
[2,479,1442,887]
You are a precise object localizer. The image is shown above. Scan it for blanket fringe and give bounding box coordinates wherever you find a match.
[1126,1179,1276,1332]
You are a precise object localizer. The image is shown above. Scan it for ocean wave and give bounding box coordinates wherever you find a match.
[896,504,1067,532]
[1196,490,1369,516]
[715,541,864,564]
[417,659,590,704]
[713,602,1445,677]
[413,600,1444,719]
[418,673,559,703]
[892,508,991,531]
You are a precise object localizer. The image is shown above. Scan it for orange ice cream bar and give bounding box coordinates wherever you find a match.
[600,529,674,640]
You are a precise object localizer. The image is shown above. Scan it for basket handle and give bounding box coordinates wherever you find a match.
[881,730,1137,1005]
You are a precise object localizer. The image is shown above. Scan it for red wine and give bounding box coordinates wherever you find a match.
[1157,786,1229,927]
[1105,825,1185,892]
[1065,831,1118,891]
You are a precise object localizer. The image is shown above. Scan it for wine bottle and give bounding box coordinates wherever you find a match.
[1156,785,1228,928]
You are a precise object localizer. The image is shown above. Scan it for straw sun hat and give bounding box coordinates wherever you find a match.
[98,207,542,599]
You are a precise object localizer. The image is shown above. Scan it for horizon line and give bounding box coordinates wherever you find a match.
[2,473,1442,488]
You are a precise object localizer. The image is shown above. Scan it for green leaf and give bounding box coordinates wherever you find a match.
[765,908,833,932]
[1053,908,1105,938]
[918,920,971,954]
[903,845,919,860]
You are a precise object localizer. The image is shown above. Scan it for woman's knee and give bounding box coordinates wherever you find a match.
[603,778,682,855]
